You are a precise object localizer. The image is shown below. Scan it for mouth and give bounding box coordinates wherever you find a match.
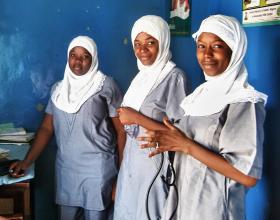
[201,61,217,68]
[139,56,151,61]
[73,65,82,70]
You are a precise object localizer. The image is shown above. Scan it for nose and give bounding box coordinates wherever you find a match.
[204,47,213,57]
[73,56,83,64]
[139,44,148,52]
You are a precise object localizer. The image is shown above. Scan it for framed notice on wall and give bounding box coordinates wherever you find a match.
[169,0,191,35]
[242,0,280,26]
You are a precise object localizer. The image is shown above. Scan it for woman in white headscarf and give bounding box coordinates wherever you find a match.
[139,15,267,220]
[113,15,190,220]
[10,36,126,220]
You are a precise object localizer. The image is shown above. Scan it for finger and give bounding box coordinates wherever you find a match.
[163,117,177,131]
[9,169,25,178]
[144,130,156,136]
[137,136,155,142]
[148,148,161,157]
[9,162,18,170]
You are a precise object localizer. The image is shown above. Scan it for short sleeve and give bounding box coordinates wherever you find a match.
[45,98,54,115]
[166,68,190,121]
[219,102,266,178]
[104,77,123,117]
[45,83,58,115]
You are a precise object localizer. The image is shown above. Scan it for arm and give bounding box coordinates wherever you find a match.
[111,117,126,201]
[117,107,168,131]
[139,117,257,188]
[111,117,126,166]
[9,113,54,177]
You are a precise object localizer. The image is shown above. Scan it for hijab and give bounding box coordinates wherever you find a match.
[122,15,176,111]
[51,36,106,113]
[180,14,267,116]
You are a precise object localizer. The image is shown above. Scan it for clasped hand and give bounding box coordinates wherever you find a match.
[138,117,191,157]
[117,107,139,125]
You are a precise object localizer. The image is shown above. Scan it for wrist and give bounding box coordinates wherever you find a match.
[22,159,33,168]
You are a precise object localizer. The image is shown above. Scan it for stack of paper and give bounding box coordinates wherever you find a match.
[0,123,35,144]
[0,148,9,159]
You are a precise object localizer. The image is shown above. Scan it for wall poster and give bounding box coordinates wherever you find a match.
[242,0,280,26]
[169,0,191,35]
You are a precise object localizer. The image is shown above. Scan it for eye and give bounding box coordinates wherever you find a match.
[147,41,156,46]
[212,44,223,49]
[134,42,141,48]
[196,43,205,49]
[82,54,91,61]
[69,53,76,58]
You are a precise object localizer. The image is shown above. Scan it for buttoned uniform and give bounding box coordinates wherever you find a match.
[46,77,122,218]
[114,68,189,220]
[162,102,266,220]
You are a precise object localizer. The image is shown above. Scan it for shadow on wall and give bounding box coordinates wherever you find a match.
[261,35,280,220]
[245,33,280,220]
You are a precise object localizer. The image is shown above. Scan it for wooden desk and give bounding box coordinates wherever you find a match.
[0,144,34,220]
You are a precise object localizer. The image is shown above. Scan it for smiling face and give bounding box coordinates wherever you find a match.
[68,46,92,76]
[133,32,159,66]
[196,32,232,76]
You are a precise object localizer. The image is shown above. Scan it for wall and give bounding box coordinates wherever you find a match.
[0,0,279,219]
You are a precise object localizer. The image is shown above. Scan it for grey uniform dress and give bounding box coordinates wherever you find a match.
[162,102,266,220]
[45,77,122,212]
[114,68,189,220]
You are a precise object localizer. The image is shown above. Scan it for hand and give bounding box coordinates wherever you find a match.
[117,107,139,125]
[138,117,191,157]
[9,160,29,178]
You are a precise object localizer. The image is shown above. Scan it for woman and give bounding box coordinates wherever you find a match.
[10,36,126,220]
[139,15,267,220]
[113,15,190,220]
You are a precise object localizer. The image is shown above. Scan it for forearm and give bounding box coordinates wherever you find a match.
[185,141,257,187]
[111,117,126,166]
[134,113,168,131]
[24,127,53,166]
[23,114,54,167]
[116,130,126,166]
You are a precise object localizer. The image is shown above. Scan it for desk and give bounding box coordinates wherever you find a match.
[0,144,34,219]
[0,144,34,185]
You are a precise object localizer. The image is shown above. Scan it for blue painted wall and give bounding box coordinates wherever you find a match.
[0,0,279,219]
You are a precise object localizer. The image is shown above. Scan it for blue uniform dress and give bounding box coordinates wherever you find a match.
[46,77,122,216]
[162,102,266,220]
[114,68,189,220]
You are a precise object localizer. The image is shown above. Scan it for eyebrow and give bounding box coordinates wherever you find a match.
[197,39,225,44]
[135,37,156,42]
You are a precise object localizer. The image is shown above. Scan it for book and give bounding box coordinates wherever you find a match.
[0,127,26,136]
[0,148,9,159]
[0,132,35,143]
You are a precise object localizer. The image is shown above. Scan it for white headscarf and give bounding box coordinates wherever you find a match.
[180,15,267,116]
[51,36,106,113]
[122,15,176,111]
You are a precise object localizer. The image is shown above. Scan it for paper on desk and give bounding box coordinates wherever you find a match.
[0,132,35,143]
[0,165,34,185]
[0,147,9,159]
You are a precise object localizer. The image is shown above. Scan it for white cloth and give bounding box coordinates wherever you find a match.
[180,14,267,116]
[170,0,190,20]
[51,36,106,113]
[122,15,175,111]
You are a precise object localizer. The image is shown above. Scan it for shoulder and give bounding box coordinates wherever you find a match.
[229,101,265,111]
[227,101,266,121]
[165,67,190,92]
[103,76,120,90]
[169,67,186,77]
[100,76,123,99]
[49,80,62,95]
